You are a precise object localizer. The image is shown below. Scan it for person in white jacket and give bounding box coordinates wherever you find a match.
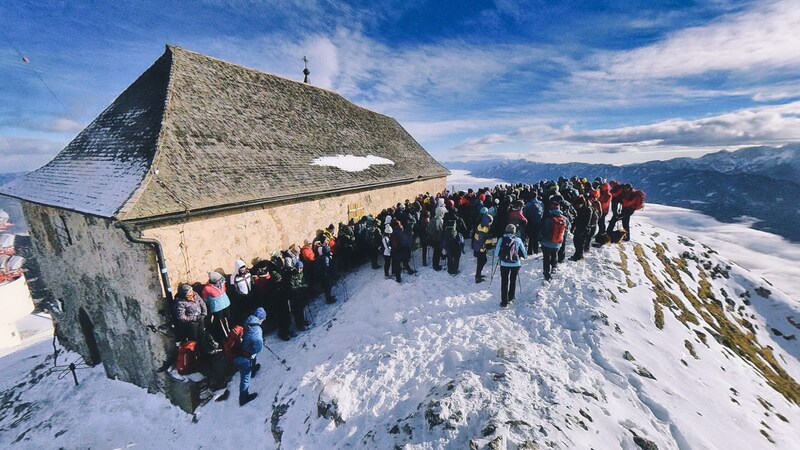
[382,225,393,278]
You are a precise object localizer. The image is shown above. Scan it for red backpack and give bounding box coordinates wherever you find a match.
[176,341,198,375]
[223,325,245,362]
[550,215,567,244]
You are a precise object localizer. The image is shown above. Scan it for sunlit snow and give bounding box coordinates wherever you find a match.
[310,155,395,172]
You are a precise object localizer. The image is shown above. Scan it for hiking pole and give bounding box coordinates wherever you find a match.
[343,272,350,302]
[264,343,291,371]
[305,301,316,326]
[488,260,500,287]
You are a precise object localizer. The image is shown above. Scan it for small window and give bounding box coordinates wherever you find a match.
[347,203,364,222]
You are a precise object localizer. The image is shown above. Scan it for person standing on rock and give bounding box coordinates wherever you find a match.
[494,224,527,307]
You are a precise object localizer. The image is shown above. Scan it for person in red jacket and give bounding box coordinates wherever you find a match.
[608,184,645,241]
[597,183,613,235]
[300,239,317,291]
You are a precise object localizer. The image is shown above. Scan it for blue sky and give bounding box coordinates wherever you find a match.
[2,0,799,172]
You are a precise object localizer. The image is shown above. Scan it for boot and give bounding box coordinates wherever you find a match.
[239,390,258,406]
[251,363,261,378]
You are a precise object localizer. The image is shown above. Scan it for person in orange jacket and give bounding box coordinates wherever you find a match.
[608,184,645,241]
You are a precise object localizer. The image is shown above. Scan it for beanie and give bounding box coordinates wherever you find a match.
[505,224,516,234]
[178,284,193,297]
[254,307,267,320]
[385,225,393,234]
[480,207,488,215]
[208,271,223,283]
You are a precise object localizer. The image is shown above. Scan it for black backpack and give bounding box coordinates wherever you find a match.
[499,236,520,263]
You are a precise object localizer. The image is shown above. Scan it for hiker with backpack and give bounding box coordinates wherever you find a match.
[417,210,431,266]
[612,184,645,241]
[569,197,592,261]
[427,208,445,271]
[494,224,527,307]
[442,208,467,275]
[230,307,266,406]
[523,193,544,255]
[472,207,493,283]
[202,271,232,344]
[540,203,570,281]
[390,222,416,283]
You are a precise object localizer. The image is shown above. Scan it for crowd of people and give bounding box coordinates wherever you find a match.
[172,176,645,405]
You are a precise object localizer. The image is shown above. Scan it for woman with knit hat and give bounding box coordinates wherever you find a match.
[174,284,207,342]
[494,224,528,307]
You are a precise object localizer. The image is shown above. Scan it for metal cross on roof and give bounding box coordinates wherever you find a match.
[302,56,310,83]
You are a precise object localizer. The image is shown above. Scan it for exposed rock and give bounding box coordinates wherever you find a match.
[623,351,635,361]
[635,366,657,380]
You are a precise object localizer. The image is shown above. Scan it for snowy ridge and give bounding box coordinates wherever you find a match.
[1,220,798,449]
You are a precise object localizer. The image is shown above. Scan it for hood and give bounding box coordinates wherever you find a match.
[235,259,247,272]
[549,209,563,216]
[244,315,261,327]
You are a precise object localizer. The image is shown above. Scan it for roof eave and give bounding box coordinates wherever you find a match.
[120,173,448,227]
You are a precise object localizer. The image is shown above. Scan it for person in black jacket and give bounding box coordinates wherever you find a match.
[569,197,591,261]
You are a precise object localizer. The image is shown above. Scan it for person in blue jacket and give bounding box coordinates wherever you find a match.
[235,307,265,406]
[494,224,528,307]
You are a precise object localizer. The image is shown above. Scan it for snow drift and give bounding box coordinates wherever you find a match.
[1,219,798,449]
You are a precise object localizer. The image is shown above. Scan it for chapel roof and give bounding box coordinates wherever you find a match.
[1,46,449,221]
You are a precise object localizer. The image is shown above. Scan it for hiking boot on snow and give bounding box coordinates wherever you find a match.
[239,390,258,406]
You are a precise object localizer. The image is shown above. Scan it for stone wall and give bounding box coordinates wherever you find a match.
[142,178,445,287]
[21,203,174,393]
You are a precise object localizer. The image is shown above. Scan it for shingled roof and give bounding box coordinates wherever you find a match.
[1,45,449,222]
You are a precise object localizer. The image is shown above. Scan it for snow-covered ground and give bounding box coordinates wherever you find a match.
[1,218,798,449]
[637,204,800,301]
[1,171,798,448]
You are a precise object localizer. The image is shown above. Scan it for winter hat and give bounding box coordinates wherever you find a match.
[385,224,393,234]
[437,198,445,207]
[505,224,516,234]
[304,239,311,245]
[327,223,335,231]
[480,207,488,215]
[178,284,193,297]
[254,307,267,320]
[208,271,223,283]
[295,260,304,270]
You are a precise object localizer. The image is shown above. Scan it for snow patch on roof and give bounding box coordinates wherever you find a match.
[310,155,395,172]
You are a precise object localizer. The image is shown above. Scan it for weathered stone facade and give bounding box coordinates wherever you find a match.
[142,178,445,287]
[22,203,174,392]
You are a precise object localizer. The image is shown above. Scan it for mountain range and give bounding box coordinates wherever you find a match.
[448,144,800,242]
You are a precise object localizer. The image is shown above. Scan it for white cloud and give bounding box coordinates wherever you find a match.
[445,101,800,163]
[0,136,63,172]
[593,0,800,80]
